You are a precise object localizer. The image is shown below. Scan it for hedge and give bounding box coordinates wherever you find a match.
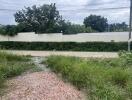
[0,41,130,52]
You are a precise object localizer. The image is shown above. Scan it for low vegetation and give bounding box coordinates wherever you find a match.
[46,51,132,100]
[0,51,34,95]
[0,41,130,52]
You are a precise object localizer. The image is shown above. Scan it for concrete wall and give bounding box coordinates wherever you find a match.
[0,32,129,42]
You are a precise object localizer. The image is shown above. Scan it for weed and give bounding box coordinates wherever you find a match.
[46,52,132,100]
[0,51,34,94]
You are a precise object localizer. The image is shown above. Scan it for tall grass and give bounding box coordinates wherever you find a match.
[0,51,34,95]
[46,52,132,100]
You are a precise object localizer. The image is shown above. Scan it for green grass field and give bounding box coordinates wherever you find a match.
[0,51,35,95]
[46,51,132,100]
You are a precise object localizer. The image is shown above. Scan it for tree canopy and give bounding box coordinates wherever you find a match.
[62,22,95,34]
[14,4,95,34]
[14,3,63,33]
[109,22,128,32]
[0,25,19,36]
[84,15,108,32]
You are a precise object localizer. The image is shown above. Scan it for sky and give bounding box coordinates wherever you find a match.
[0,0,130,25]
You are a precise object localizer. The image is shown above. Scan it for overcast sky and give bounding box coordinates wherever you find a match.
[0,0,130,25]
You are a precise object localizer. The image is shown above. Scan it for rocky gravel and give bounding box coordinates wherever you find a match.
[1,57,86,100]
[1,72,85,100]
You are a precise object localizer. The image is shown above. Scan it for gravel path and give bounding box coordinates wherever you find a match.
[5,50,118,58]
[1,57,86,100]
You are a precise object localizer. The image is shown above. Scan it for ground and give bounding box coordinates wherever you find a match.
[1,57,86,100]
[5,50,118,58]
[0,51,118,100]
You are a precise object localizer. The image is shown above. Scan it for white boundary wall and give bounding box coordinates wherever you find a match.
[0,32,129,42]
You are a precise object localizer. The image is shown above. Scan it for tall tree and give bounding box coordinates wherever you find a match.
[84,15,108,32]
[14,3,63,33]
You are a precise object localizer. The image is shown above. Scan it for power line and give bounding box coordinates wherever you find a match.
[0,0,25,5]
[0,1,129,8]
[59,7,129,12]
[0,0,129,13]
[0,6,129,12]
[0,9,17,12]
[57,2,129,7]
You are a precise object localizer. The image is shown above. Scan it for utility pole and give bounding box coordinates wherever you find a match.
[128,0,132,52]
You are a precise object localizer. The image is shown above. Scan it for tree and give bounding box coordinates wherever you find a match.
[109,22,128,32]
[0,25,6,35]
[14,3,63,33]
[0,25,18,36]
[84,15,108,32]
[62,22,95,34]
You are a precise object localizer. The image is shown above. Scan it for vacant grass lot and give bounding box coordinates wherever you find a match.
[0,51,34,95]
[46,51,132,100]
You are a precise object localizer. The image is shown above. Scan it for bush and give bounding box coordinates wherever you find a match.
[127,82,132,99]
[0,51,30,62]
[0,51,34,94]
[0,41,130,51]
[109,69,129,87]
[0,63,33,78]
[46,55,132,100]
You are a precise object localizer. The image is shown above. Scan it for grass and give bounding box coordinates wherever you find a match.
[46,51,132,100]
[0,51,35,95]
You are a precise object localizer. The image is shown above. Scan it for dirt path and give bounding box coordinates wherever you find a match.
[1,57,86,100]
[5,50,118,58]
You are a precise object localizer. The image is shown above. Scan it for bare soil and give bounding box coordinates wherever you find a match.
[6,50,118,58]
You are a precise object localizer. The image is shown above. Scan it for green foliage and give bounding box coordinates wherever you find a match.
[14,4,63,33]
[0,62,33,78]
[0,4,96,35]
[0,5,128,35]
[0,51,34,95]
[14,3,95,34]
[84,15,108,32]
[0,41,130,52]
[109,69,129,87]
[46,53,132,100]
[0,26,6,35]
[0,51,30,62]
[62,22,95,34]
[109,22,128,32]
[119,51,132,66]
[0,25,19,36]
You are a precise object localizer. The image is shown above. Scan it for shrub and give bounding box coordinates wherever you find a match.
[0,63,33,78]
[0,51,34,94]
[46,55,132,100]
[127,82,132,99]
[0,51,30,62]
[0,41,130,51]
[119,51,132,66]
[109,69,129,87]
